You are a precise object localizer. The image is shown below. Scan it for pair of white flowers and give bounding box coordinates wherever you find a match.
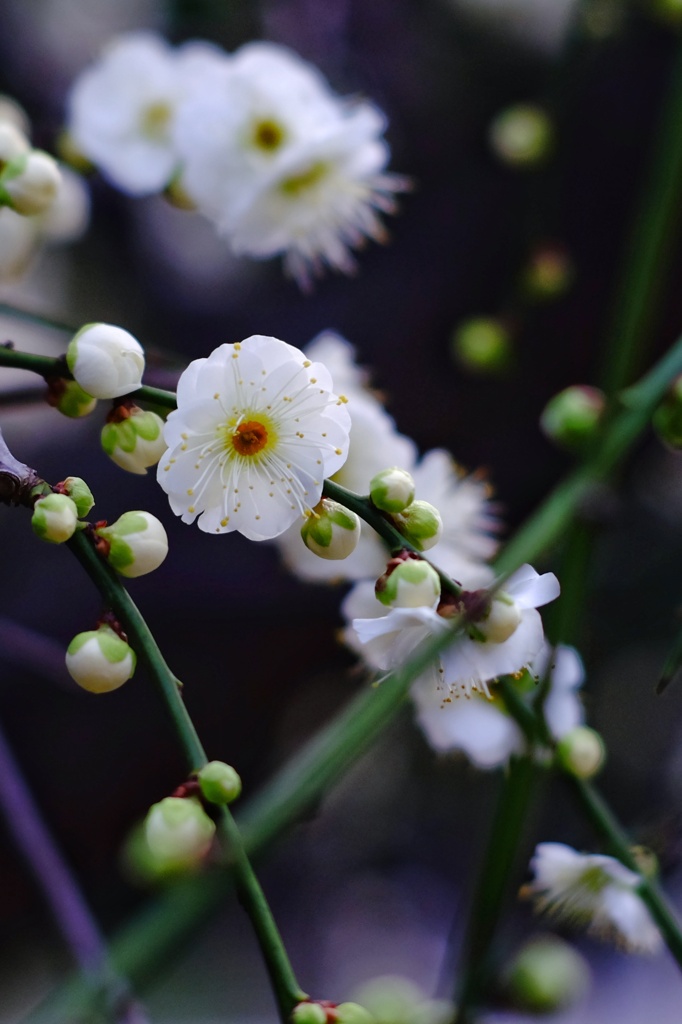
[67,33,405,286]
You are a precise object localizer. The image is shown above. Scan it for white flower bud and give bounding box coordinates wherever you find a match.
[503,935,590,1013]
[369,467,416,513]
[101,407,167,475]
[95,511,168,578]
[475,592,522,643]
[300,499,360,560]
[335,1005,375,1024]
[144,796,215,871]
[393,500,443,551]
[489,104,553,168]
[61,476,95,518]
[47,377,98,418]
[0,96,31,136]
[376,558,441,608]
[1,150,61,216]
[0,122,30,164]
[198,761,242,805]
[31,492,79,544]
[66,322,145,400]
[556,726,606,779]
[65,624,136,693]
[291,1004,328,1024]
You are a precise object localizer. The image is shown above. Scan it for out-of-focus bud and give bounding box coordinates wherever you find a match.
[291,1003,328,1024]
[540,385,605,452]
[473,592,522,643]
[0,122,30,165]
[59,477,95,518]
[650,0,682,27]
[198,761,242,806]
[101,406,166,475]
[0,95,31,136]
[489,104,553,168]
[95,511,168,578]
[451,317,512,374]
[40,164,90,243]
[376,557,441,608]
[0,150,61,216]
[143,796,215,873]
[393,500,443,551]
[522,243,573,301]
[370,467,416,513]
[556,726,606,779]
[65,624,136,693]
[653,375,682,450]
[335,1004,375,1024]
[631,845,659,880]
[31,492,79,543]
[351,975,454,1024]
[301,499,360,560]
[503,935,590,1013]
[46,377,98,418]
[66,322,145,400]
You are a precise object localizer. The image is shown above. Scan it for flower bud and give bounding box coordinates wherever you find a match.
[95,511,168,578]
[540,385,605,451]
[522,244,573,300]
[144,796,215,872]
[60,476,95,518]
[556,726,606,779]
[651,0,682,26]
[475,592,522,643]
[369,467,416,513]
[198,761,242,805]
[653,375,682,450]
[489,104,553,168]
[0,122,30,165]
[393,500,443,551]
[101,407,166,475]
[65,624,136,693]
[335,1004,375,1024]
[376,558,441,608]
[291,1004,328,1024]
[503,935,590,1013]
[451,317,512,374]
[66,322,145,400]
[47,377,98,418]
[31,492,78,544]
[0,96,31,136]
[0,150,61,216]
[301,499,360,560]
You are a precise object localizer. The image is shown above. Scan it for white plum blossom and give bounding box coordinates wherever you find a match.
[157,335,351,540]
[524,843,662,954]
[346,564,559,699]
[67,32,226,195]
[412,643,585,769]
[173,42,406,286]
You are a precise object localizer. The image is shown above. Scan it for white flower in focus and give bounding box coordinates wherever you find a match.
[411,643,584,769]
[66,322,145,399]
[347,564,559,699]
[174,42,406,286]
[157,335,351,540]
[67,32,227,195]
[524,842,662,954]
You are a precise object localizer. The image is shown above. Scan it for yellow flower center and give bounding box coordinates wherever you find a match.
[252,118,287,152]
[140,102,172,140]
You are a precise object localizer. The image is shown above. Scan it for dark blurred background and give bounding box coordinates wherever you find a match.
[3,1,682,1021]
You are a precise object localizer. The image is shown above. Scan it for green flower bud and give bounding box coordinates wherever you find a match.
[351,976,453,1024]
[653,376,682,450]
[60,476,95,518]
[475,592,522,644]
[31,492,78,544]
[66,322,145,400]
[376,558,441,608]
[392,500,442,551]
[522,244,573,301]
[143,796,215,873]
[335,1004,375,1024]
[489,104,553,168]
[47,378,98,418]
[651,0,682,26]
[198,761,242,805]
[451,317,512,374]
[300,499,360,560]
[556,726,606,779]
[101,407,166,475]
[0,150,61,216]
[96,511,168,578]
[65,624,136,693]
[291,1003,328,1024]
[369,467,416,513]
[503,935,590,1013]
[540,385,605,452]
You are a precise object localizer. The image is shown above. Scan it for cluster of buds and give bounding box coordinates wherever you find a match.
[0,119,61,217]
[31,476,94,545]
[370,467,442,551]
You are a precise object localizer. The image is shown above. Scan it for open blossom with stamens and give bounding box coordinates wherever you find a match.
[156,335,351,540]
[345,564,559,699]
[524,843,662,954]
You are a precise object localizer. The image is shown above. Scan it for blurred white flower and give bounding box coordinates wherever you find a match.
[157,335,351,540]
[347,564,559,698]
[524,842,662,954]
[67,32,226,195]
